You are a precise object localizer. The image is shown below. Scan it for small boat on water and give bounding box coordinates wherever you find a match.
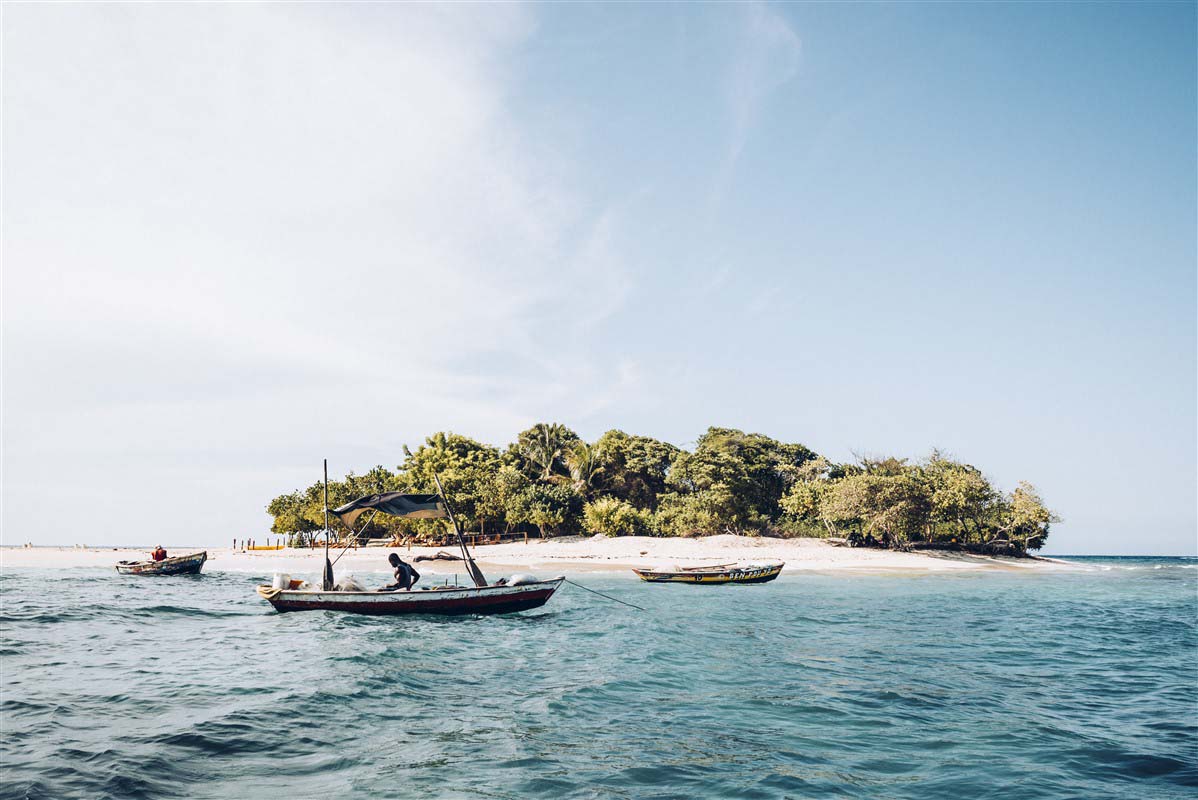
[115,551,207,576]
[257,577,564,615]
[633,562,784,584]
[257,463,563,616]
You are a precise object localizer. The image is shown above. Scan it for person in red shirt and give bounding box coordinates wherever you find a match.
[151,545,168,562]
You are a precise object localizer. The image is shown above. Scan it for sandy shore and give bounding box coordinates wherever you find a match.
[2,535,1072,577]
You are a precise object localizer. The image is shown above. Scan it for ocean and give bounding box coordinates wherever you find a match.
[1,557,1195,799]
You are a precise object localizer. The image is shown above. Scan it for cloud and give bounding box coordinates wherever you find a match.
[710,2,801,206]
[2,4,635,542]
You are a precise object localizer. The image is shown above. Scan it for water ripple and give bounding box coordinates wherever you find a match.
[0,559,1195,798]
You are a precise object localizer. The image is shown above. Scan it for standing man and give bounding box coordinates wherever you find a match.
[383,552,420,591]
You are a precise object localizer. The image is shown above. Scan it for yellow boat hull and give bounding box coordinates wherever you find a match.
[632,563,783,584]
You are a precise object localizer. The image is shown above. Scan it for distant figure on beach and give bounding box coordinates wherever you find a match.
[383,553,420,591]
[151,545,168,562]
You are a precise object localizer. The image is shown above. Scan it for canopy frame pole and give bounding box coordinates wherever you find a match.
[322,459,334,591]
[434,474,487,588]
[330,509,378,569]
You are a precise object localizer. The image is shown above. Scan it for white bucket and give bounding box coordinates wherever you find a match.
[271,572,292,590]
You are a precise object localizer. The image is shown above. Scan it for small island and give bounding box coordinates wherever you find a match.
[266,424,1057,557]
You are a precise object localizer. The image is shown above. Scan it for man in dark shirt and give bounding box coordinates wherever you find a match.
[383,552,420,591]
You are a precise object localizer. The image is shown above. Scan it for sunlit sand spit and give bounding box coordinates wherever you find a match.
[1,535,1073,576]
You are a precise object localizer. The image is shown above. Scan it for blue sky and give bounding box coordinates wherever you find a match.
[4,2,1194,554]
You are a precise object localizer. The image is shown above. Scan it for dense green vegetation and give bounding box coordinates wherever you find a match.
[267,425,1057,553]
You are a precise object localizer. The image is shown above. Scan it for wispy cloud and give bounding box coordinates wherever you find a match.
[710,2,801,208]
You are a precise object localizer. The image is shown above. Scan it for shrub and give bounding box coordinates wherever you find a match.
[583,497,652,537]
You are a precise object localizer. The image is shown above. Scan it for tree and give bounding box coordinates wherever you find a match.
[478,466,532,534]
[400,432,502,487]
[659,427,818,534]
[593,430,679,510]
[779,479,835,537]
[995,481,1058,551]
[800,460,933,547]
[923,452,1000,543]
[866,470,933,547]
[564,440,605,497]
[266,491,320,544]
[512,423,580,481]
[654,484,757,537]
[507,483,583,538]
[397,432,502,537]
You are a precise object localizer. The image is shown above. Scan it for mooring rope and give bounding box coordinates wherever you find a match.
[563,578,646,611]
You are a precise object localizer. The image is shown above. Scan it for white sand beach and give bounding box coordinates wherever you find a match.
[2,535,1071,577]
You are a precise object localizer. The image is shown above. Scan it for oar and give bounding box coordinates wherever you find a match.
[435,474,487,587]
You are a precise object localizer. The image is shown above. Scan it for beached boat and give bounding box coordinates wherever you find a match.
[115,551,207,576]
[256,577,564,615]
[632,562,784,584]
[256,463,563,616]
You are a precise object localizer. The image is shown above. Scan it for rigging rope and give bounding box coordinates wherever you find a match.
[563,579,646,611]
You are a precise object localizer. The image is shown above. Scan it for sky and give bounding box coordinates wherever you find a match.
[3,2,1194,555]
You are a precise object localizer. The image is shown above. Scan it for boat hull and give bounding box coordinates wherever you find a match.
[115,552,207,576]
[256,578,564,616]
[633,563,783,584]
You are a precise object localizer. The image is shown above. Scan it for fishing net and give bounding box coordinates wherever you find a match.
[333,575,368,592]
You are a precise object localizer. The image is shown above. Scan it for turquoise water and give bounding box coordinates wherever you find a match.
[2,557,1195,799]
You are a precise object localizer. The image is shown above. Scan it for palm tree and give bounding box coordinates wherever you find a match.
[516,423,579,481]
[565,441,604,496]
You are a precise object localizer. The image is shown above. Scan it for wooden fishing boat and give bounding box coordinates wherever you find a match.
[256,577,564,615]
[115,551,207,576]
[632,562,784,584]
[257,463,564,617]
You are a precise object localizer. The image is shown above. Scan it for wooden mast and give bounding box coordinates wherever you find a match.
[322,459,334,591]
[434,473,487,587]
